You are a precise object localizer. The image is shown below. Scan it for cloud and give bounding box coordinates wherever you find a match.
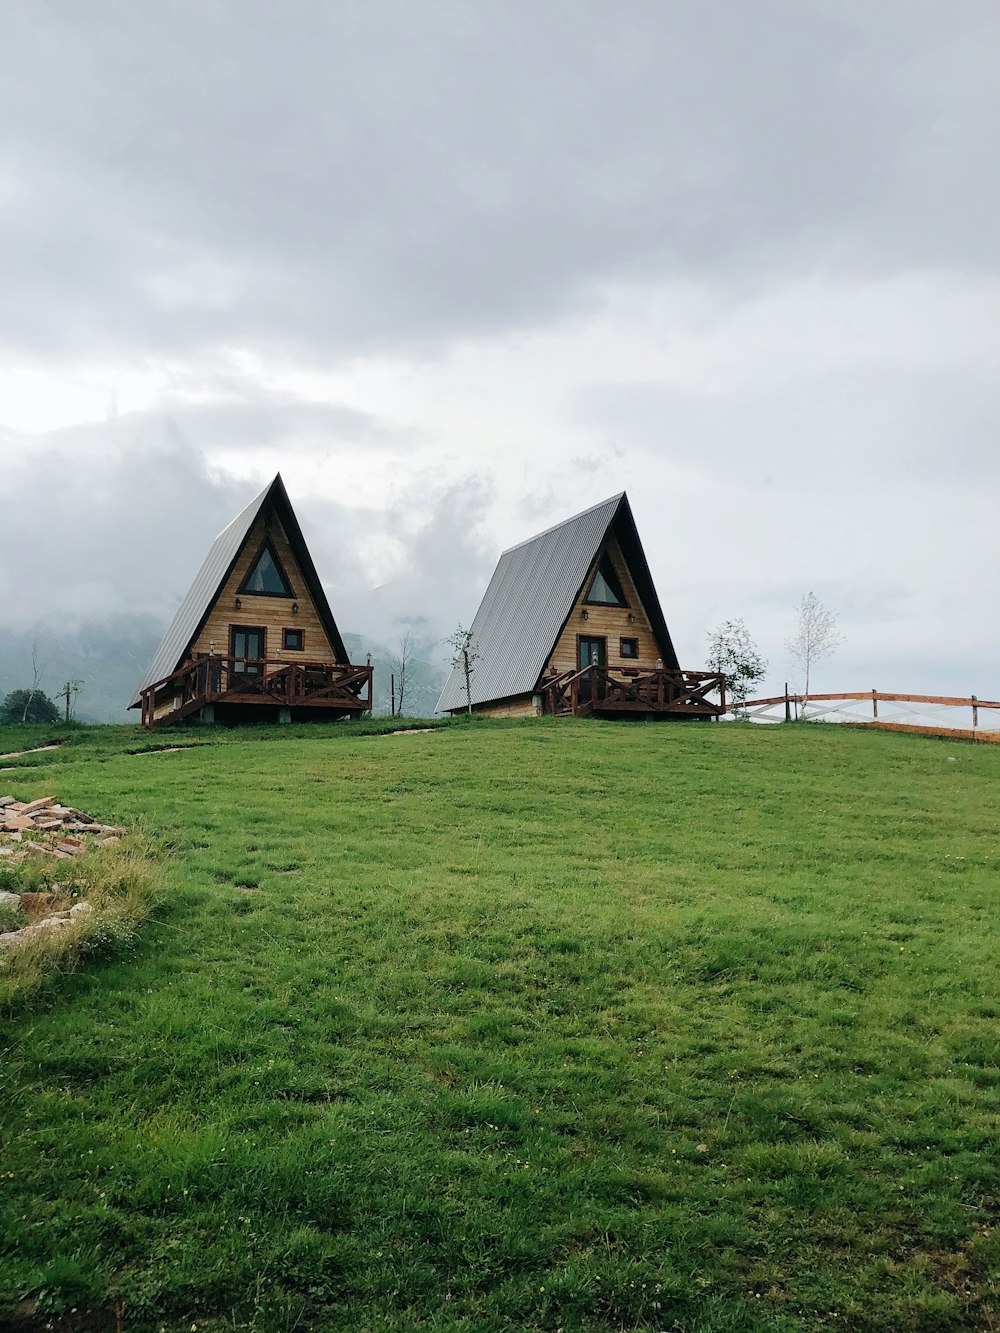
[1,3,998,367]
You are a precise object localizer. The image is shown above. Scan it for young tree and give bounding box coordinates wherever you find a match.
[389,630,415,717]
[786,591,843,700]
[706,618,767,715]
[20,642,45,724]
[0,689,60,725]
[445,625,479,715]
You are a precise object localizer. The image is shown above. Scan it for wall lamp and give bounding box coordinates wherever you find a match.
[234,596,242,610]
[292,602,299,613]
[581,608,589,620]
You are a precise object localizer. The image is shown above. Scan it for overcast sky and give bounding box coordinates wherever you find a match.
[1,1,997,696]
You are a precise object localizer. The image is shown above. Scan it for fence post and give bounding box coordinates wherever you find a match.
[872,688,878,719]
[784,682,791,722]
[972,695,978,732]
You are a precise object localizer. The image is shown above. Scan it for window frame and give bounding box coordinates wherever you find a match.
[619,636,639,660]
[237,537,296,599]
[584,553,629,608]
[283,628,304,652]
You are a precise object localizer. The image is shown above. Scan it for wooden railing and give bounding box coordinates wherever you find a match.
[140,657,373,728]
[542,667,726,718]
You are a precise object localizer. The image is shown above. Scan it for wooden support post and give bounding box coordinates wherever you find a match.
[391,673,396,717]
[872,689,878,719]
[972,695,978,729]
[784,683,791,722]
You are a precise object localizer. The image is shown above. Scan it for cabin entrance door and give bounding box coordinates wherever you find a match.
[231,626,265,678]
[577,635,606,705]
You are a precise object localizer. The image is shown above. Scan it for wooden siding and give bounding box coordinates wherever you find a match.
[545,534,667,676]
[470,694,538,718]
[188,508,339,665]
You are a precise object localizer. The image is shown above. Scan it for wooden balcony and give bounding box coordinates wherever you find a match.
[140,657,373,729]
[541,666,726,719]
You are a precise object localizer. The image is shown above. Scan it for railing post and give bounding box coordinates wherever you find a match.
[784,683,791,722]
[972,695,978,730]
[872,688,878,719]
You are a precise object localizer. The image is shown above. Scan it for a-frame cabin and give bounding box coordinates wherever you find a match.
[130,475,372,728]
[435,493,725,720]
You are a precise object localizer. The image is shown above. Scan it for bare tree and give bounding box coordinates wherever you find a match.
[445,625,479,715]
[706,618,767,716]
[21,643,44,724]
[56,679,84,722]
[389,630,415,717]
[786,591,843,701]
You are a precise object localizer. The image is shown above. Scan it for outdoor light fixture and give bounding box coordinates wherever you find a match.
[628,612,635,624]
[292,602,299,613]
[234,596,242,610]
[581,608,589,620]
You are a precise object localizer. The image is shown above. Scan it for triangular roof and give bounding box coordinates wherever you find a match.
[129,474,348,707]
[435,492,679,713]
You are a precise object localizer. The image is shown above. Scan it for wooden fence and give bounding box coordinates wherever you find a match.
[736,689,1000,744]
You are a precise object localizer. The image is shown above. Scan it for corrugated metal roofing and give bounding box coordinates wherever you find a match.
[128,475,349,707]
[436,492,679,714]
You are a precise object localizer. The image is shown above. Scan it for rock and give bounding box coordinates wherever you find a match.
[97,835,121,846]
[70,901,94,917]
[36,915,72,929]
[0,890,22,910]
[0,930,26,947]
[0,847,14,857]
[19,796,57,814]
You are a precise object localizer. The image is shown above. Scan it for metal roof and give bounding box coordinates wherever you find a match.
[435,492,679,713]
[128,474,349,707]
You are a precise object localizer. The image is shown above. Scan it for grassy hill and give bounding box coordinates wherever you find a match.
[1,720,998,1331]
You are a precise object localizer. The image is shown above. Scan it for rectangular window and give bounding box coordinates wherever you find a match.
[283,628,304,651]
[620,637,639,659]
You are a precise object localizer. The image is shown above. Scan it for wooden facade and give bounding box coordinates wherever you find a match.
[545,534,665,677]
[131,475,372,729]
[189,510,337,666]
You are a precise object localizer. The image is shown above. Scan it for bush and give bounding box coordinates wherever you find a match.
[0,688,61,724]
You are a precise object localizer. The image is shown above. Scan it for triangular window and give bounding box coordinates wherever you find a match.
[239,539,294,597]
[585,554,627,607]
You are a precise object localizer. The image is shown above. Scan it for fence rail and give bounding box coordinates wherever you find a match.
[737,689,1000,743]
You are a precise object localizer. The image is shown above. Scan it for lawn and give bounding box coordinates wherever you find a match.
[1,719,998,1331]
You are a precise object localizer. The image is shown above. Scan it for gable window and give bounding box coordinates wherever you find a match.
[585,554,628,607]
[620,636,639,659]
[283,628,304,651]
[239,539,294,597]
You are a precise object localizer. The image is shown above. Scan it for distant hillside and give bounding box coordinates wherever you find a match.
[0,620,447,723]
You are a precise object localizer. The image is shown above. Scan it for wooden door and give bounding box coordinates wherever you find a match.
[231,625,266,676]
[577,636,606,704]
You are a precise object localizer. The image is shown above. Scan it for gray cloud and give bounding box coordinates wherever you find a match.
[1,2,997,705]
[2,3,998,363]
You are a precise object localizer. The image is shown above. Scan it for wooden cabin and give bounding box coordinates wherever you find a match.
[130,475,372,728]
[435,493,725,720]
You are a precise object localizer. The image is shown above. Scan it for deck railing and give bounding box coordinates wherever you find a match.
[542,667,726,718]
[141,657,373,728]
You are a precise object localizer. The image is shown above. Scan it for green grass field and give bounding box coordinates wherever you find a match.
[1,719,998,1332]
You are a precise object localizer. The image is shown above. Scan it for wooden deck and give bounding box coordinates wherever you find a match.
[542,667,726,719]
[140,657,373,729]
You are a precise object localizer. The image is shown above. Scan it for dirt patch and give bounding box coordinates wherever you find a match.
[0,1300,123,1332]
[0,742,66,762]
